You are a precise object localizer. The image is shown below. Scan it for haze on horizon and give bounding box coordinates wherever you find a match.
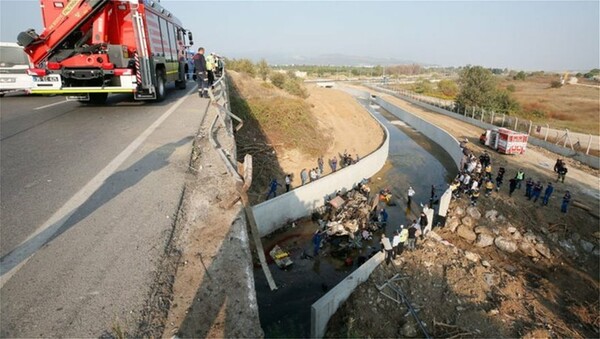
[1,0,598,71]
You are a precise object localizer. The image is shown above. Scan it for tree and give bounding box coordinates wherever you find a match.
[413,80,433,94]
[257,59,269,81]
[455,66,498,109]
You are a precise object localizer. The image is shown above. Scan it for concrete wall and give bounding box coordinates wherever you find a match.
[375,97,463,170]
[251,92,390,237]
[310,251,385,338]
[369,85,600,169]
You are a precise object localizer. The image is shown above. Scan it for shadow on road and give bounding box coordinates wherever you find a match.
[0,137,192,278]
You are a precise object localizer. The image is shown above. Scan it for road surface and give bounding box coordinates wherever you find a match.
[0,84,207,337]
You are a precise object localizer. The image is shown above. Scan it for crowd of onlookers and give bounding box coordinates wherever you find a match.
[449,147,573,213]
[265,151,362,200]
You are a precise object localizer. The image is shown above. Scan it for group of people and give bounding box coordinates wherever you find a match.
[192,47,223,98]
[451,146,573,213]
[380,211,429,265]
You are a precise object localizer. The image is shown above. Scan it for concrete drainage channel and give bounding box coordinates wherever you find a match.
[250,86,465,338]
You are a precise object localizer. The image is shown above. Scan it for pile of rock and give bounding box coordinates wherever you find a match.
[445,206,553,259]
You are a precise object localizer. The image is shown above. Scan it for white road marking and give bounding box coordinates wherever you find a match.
[0,86,198,289]
[34,100,69,111]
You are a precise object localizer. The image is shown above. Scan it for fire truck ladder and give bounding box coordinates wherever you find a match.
[130,0,154,98]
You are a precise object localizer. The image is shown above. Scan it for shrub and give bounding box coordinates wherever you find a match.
[437,79,458,97]
[283,78,309,98]
[550,80,562,88]
[257,59,270,81]
[506,84,516,92]
[270,72,286,89]
[513,71,527,81]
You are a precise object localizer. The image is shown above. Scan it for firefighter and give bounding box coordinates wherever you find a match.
[515,169,525,189]
[470,188,480,206]
[193,47,208,97]
[206,53,216,88]
[557,165,568,183]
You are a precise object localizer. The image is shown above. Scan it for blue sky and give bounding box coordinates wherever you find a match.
[1,1,598,70]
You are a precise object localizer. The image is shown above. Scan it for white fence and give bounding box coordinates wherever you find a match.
[251,89,390,237]
[310,251,385,338]
[368,84,600,169]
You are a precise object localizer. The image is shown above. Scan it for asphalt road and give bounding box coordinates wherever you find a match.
[0,83,208,337]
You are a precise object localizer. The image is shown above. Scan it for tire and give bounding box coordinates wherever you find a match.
[81,93,108,105]
[155,69,166,102]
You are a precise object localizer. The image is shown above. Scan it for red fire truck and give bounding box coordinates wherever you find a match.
[17,0,193,103]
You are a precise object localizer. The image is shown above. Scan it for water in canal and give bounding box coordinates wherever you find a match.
[254,100,457,338]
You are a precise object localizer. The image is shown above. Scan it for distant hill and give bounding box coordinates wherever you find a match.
[229,52,424,66]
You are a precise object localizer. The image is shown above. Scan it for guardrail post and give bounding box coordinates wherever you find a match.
[491,111,495,125]
[480,109,484,122]
[544,124,549,141]
[586,134,592,155]
[528,120,533,135]
[501,114,505,127]
[514,117,518,131]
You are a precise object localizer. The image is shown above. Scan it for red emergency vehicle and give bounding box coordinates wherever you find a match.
[17,0,193,103]
[484,128,528,155]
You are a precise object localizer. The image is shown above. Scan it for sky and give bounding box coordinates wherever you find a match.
[1,0,598,70]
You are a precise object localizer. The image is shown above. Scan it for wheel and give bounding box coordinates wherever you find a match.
[155,69,166,102]
[80,93,108,104]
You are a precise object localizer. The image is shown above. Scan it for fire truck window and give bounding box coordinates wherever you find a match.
[159,17,172,61]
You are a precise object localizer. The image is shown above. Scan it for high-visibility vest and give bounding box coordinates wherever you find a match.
[516,171,524,180]
[206,55,215,71]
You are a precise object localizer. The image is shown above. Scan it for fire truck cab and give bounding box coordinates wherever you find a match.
[17,0,193,103]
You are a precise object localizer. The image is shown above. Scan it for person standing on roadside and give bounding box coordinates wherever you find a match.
[509,178,518,197]
[381,235,394,265]
[331,156,338,172]
[193,47,207,98]
[561,191,571,213]
[495,167,505,192]
[285,174,291,192]
[542,182,554,206]
[407,186,415,206]
[515,169,525,189]
[407,224,417,250]
[300,168,308,185]
[398,225,408,255]
[317,156,324,175]
[557,165,568,183]
[525,177,534,199]
[391,230,401,259]
[205,52,216,89]
[531,181,543,203]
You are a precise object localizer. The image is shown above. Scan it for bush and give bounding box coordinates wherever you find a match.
[257,59,270,81]
[506,84,516,92]
[283,78,308,98]
[550,80,562,88]
[227,58,256,77]
[270,72,286,89]
[413,79,433,94]
[513,71,527,81]
[437,79,458,97]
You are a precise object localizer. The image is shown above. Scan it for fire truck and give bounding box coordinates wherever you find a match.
[17,0,193,103]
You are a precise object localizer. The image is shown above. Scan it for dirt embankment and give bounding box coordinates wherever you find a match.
[228,72,383,204]
[327,89,599,338]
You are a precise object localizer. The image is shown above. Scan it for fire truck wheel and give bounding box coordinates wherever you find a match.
[155,69,166,101]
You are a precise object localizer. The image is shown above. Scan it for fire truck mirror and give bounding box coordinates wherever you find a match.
[187,32,194,46]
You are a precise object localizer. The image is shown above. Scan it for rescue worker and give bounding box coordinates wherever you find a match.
[398,225,409,255]
[554,159,563,173]
[515,169,525,189]
[266,178,281,200]
[193,47,207,97]
[470,188,480,206]
[557,165,568,183]
[484,164,492,180]
[381,235,394,265]
[418,212,428,238]
[531,181,543,203]
[524,178,534,198]
[561,191,571,213]
[542,182,554,206]
[391,231,401,259]
[485,179,494,196]
[205,52,216,88]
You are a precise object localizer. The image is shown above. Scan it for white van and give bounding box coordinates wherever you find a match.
[0,42,33,96]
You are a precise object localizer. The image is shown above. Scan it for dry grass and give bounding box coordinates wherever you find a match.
[501,75,600,134]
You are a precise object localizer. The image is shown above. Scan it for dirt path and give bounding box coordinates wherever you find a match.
[363,87,599,203]
[277,85,383,189]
